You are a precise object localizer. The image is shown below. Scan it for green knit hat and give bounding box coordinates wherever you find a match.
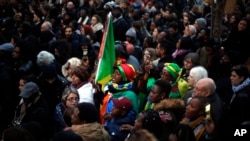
[164,63,181,80]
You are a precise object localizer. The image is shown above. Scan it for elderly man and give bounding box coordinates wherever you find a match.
[193,78,228,140]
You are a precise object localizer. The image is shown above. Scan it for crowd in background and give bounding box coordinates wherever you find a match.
[1,0,250,141]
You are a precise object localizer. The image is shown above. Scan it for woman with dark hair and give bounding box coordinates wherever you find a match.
[227,64,250,132]
[180,96,209,141]
[70,65,94,104]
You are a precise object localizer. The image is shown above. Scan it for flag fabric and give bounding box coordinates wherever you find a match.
[95,12,116,87]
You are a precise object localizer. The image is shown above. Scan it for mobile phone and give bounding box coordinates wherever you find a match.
[205,104,211,121]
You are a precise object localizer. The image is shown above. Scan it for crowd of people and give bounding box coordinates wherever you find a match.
[1,0,250,141]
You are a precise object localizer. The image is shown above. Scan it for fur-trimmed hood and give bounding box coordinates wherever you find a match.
[154,99,185,123]
[154,98,185,111]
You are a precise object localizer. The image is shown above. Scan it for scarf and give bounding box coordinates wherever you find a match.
[108,81,133,93]
[232,78,250,93]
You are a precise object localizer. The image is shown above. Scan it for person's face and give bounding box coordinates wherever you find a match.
[45,78,56,84]
[168,134,178,141]
[91,16,97,25]
[230,71,244,85]
[112,9,121,18]
[197,29,206,39]
[71,107,81,125]
[193,81,208,97]
[134,113,144,130]
[65,27,73,38]
[18,79,26,92]
[161,68,173,83]
[185,98,203,119]
[193,21,200,30]
[152,27,158,36]
[40,23,48,32]
[155,44,162,57]
[183,26,190,36]
[66,93,79,108]
[12,46,21,59]
[68,66,74,77]
[168,27,176,35]
[112,69,123,84]
[111,106,122,117]
[238,20,247,31]
[157,32,166,42]
[148,85,164,103]
[229,15,236,23]
[187,72,196,87]
[80,26,85,35]
[71,74,82,85]
[143,50,151,63]
[176,39,181,49]
[183,16,189,24]
[183,58,193,70]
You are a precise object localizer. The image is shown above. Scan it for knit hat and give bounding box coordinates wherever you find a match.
[164,63,181,80]
[114,59,136,82]
[112,97,132,112]
[104,1,115,9]
[72,66,90,82]
[195,18,207,29]
[0,43,14,52]
[126,28,136,39]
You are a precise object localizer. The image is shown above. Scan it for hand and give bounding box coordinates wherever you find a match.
[144,64,152,74]
[64,127,72,131]
[120,124,134,131]
[203,119,215,135]
[103,113,112,121]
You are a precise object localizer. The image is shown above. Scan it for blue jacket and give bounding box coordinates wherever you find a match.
[106,110,136,141]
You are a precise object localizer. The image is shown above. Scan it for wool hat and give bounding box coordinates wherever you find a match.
[164,63,181,80]
[112,97,132,112]
[0,43,14,52]
[115,60,136,82]
[72,65,90,82]
[195,18,207,29]
[104,1,115,9]
[125,28,136,39]
[19,82,40,98]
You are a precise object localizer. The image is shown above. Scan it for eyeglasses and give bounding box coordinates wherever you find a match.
[67,97,79,102]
